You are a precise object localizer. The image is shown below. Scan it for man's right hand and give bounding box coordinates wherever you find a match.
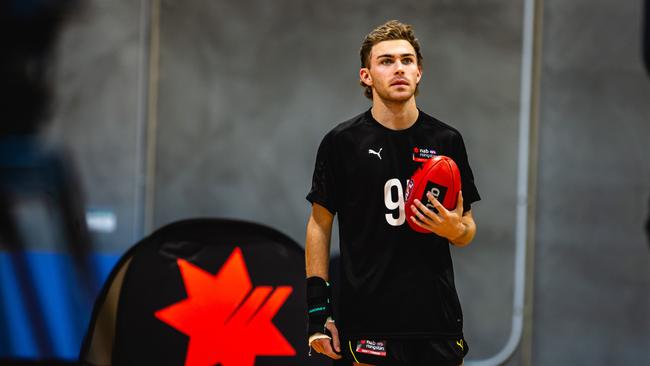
[310,321,342,359]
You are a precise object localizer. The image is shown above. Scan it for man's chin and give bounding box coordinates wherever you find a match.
[374,88,416,103]
[384,93,414,103]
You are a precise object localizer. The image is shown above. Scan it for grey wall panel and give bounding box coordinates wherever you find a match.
[46,1,146,251]
[535,0,650,364]
[155,0,522,359]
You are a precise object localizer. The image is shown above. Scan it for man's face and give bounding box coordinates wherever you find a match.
[360,39,422,103]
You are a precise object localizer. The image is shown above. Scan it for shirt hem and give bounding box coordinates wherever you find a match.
[342,331,464,341]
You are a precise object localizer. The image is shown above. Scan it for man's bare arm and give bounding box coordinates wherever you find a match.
[305,203,341,359]
[305,203,334,279]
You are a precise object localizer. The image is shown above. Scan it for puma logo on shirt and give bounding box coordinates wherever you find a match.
[368,148,383,160]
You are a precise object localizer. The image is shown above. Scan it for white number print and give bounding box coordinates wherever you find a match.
[384,178,406,226]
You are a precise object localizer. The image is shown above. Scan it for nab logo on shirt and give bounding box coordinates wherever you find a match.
[412,146,438,162]
[155,247,296,366]
[423,181,447,213]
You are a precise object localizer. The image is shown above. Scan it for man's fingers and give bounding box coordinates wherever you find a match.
[410,215,429,229]
[314,339,342,359]
[411,204,431,225]
[311,339,324,354]
[413,199,441,223]
[425,192,448,217]
[326,322,341,353]
[455,190,464,214]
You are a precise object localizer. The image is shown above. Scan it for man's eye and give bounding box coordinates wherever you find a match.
[380,59,393,65]
[402,58,414,65]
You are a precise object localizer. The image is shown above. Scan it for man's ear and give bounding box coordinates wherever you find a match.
[359,68,372,86]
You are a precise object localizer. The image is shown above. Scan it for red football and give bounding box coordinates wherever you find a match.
[404,155,462,233]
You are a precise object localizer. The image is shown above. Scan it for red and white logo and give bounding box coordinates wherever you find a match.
[356,339,387,357]
[155,247,295,366]
[412,147,437,162]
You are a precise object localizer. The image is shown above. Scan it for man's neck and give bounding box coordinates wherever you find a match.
[370,97,419,130]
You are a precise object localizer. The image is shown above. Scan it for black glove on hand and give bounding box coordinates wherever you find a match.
[306,276,333,336]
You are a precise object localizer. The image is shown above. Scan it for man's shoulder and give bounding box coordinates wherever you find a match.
[330,111,368,133]
[418,110,464,138]
[322,111,369,141]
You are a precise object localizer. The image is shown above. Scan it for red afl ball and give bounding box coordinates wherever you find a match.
[404,155,462,233]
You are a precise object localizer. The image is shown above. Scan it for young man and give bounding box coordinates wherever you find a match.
[305,20,481,366]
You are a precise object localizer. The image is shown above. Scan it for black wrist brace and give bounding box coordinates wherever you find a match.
[306,276,332,336]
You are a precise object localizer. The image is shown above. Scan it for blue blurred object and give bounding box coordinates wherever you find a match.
[0,251,118,360]
[0,135,102,360]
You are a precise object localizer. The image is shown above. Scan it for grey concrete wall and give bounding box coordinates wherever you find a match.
[46,1,146,251]
[533,0,650,364]
[154,0,522,360]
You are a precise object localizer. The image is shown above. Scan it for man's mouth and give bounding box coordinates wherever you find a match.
[391,79,409,86]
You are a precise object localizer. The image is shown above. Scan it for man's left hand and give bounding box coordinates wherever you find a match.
[410,190,465,241]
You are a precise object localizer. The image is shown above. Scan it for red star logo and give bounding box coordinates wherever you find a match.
[155,247,296,366]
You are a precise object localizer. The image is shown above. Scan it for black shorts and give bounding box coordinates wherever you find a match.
[337,337,468,366]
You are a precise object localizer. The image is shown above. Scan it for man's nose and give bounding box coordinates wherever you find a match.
[395,61,405,73]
